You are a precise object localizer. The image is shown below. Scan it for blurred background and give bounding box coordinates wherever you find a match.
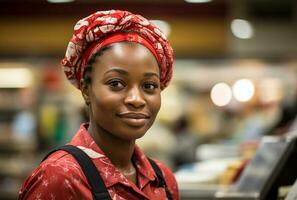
[0,0,297,199]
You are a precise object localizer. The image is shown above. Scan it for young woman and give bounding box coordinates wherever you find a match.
[19,10,179,200]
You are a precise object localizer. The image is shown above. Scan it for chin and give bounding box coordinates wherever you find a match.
[115,119,154,140]
[121,127,148,140]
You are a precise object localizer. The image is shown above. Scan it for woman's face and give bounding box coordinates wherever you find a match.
[83,42,161,141]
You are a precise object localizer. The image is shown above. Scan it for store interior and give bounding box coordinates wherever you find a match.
[0,0,297,199]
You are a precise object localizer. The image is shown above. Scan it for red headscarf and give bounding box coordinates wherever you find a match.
[61,10,174,90]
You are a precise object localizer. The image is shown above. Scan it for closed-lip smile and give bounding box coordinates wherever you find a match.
[117,112,150,119]
[117,112,150,127]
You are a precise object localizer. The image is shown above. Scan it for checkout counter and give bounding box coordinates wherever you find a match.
[177,133,297,200]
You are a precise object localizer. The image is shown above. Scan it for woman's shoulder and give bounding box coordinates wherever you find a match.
[46,151,84,174]
[18,150,89,199]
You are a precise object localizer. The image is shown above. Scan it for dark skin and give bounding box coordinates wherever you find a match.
[81,42,161,185]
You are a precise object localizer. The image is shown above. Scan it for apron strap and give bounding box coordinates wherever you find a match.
[148,157,174,200]
[42,145,111,200]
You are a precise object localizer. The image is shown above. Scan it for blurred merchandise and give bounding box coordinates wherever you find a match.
[12,111,36,140]
[175,158,239,185]
[0,67,37,199]
[178,135,297,200]
[218,159,249,186]
[285,179,297,200]
[196,144,241,161]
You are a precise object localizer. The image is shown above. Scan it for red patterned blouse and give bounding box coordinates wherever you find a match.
[18,124,179,200]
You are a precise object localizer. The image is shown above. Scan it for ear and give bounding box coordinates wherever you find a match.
[80,79,91,106]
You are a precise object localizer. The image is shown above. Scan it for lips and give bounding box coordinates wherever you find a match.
[118,112,149,119]
[117,112,150,127]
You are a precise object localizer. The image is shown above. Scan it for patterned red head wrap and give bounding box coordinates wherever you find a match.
[61,10,174,90]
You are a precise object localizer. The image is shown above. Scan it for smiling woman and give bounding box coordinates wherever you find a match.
[18,10,179,200]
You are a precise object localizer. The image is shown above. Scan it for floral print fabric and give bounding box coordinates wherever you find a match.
[61,10,174,90]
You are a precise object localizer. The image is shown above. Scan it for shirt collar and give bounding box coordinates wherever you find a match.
[69,123,158,188]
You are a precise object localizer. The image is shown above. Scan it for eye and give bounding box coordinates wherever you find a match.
[108,79,125,90]
[143,82,159,91]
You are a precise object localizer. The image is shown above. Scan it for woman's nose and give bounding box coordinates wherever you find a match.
[124,86,146,108]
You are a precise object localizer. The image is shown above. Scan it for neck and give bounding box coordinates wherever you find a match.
[88,121,135,169]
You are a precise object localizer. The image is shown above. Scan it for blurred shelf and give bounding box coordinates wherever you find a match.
[0,106,23,111]
[0,179,21,200]
[0,73,36,200]
[0,136,36,153]
[0,158,34,178]
[0,189,18,200]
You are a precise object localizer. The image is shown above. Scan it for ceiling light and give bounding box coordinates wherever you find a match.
[185,0,212,3]
[231,19,254,39]
[47,0,74,3]
[0,68,33,88]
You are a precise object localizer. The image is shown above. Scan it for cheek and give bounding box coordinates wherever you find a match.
[149,94,161,117]
[90,89,121,117]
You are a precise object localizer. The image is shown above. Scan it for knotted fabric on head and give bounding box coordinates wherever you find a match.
[61,10,174,90]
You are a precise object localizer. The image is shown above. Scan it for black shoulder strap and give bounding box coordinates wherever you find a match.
[148,158,174,200]
[42,145,111,200]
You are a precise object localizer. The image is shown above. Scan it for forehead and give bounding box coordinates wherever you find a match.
[92,42,160,75]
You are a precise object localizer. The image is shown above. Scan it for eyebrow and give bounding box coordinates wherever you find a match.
[104,68,160,78]
[144,72,159,78]
[104,68,129,76]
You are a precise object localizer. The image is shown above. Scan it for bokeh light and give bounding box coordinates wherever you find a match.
[231,19,254,39]
[211,82,232,107]
[232,79,255,102]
